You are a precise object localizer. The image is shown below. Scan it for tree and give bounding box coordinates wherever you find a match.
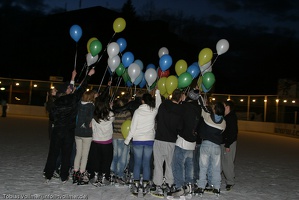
[121,0,137,20]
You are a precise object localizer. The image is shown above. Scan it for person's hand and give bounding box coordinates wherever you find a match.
[88,68,95,76]
[107,80,112,86]
[71,70,77,80]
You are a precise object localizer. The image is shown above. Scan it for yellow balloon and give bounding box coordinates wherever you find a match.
[175,59,187,76]
[163,92,169,99]
[113,17,126,33]
[197,76,203,92]
[166,75,178,94]
[157,77,167,95]
[198,48,213,66]
[87,37,98,53]
[121,119,131,139]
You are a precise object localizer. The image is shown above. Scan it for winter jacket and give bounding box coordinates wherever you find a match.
[75,101,94,138]
[113,110,131,139]
[92,111,115,142]
[222,110,238,148]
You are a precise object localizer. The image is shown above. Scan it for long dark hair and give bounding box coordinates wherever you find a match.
[142,93,155,109]
[93,100,111,123]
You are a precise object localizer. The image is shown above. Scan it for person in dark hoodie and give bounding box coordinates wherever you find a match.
[168,88,202,198]
[151,89,184,197]
[44,68,95,183]
[221,100,238,191]
[194,100,226,196]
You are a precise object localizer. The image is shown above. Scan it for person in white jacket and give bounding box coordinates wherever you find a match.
[124,89,161,195]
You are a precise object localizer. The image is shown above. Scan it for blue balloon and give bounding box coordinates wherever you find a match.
[126,80,133,87]
[134,59,144,71]
[159,54,172,71]
[146,63,156,70]
[139,75,146,88]
[122,51,134,68]
[187,64,200,79]
[201,83,210,93]
[116,38,127,53]
[134,71,144,85]
[69,24,82,42]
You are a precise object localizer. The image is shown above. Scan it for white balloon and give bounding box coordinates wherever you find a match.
[108,55,120,72]
[158,47,169,58]
[216,39,229,55]
[128,63,141,83]
[199,60,212,75]
[86,53,98,66]
[145,68,157,86]
[107,42,120,58]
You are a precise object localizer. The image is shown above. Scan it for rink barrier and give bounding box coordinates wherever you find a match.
[4,104,299,138]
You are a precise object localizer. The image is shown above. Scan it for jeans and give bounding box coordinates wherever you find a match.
[172,146,194,188]
[133,144,153,181]
[111,139,130,178]
[197,140,221,189]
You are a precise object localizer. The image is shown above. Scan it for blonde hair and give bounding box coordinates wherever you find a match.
[82,90,97,103]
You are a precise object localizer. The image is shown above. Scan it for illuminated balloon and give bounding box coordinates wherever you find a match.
[158,47,169,58]
[199,61,212,75]
[139,75,146,88]
[158,68,170,78]
[108,55,120,72]
[115,63,125,76]
[107,42,120,58]
[145,68,157,87]
[86,53,98,67]
[90,40,102,57]
[121,51,134,68]
[87,37,98,53]
[146,64,156,70]
[157,77,167,95]
[121,119,131,139]
[122,69,130,83]
[178,72,192,89]
[166,75,178,94]
[128,63,141,83]
[159,54,172,71]
[134,71,144,85]
[175,59,187,76]
[134,59,144,71]
[116,38,127,53]
[216,39,229,55]
[202,72,215,90]
[69,24,82,42]
[113,17,126,33]
[187,63,200,79]
[198,48,213,66]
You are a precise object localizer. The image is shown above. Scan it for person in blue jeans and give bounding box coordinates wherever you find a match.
[124,89,161,195]
[195,101,226,196]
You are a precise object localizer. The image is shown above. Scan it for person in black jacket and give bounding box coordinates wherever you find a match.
[44,68,95,183]
[151,89,184,197]
[221,100,238,191]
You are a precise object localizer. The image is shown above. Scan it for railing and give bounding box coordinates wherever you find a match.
[0,77,298,124]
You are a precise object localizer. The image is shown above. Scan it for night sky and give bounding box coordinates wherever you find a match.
[1,0,299,95]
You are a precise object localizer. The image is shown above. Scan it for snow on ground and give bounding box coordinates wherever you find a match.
[0,116,299,200]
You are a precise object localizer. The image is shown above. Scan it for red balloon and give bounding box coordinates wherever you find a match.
[158,68,170,78]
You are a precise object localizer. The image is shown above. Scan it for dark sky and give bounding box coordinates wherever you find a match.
[1,0,299,95]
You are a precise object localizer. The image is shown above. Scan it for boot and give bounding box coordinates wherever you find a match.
[142,181,150,195]
[131,180,140,195]
[78,171,89,185]
[72,171,80,184]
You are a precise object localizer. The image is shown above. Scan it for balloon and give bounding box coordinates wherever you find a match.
[121,119,131,139]
[108,55,120,72]
[157,77,167,95]
[122,69,130,83]
[139,75,146,88]
[147,81,157,92]
[116,38,127,53]
[107,42,120,58]
[201,83,211,93]
[115,63,125,76]
[166,75,178,94]
[158,47,169,58]
[87,37,98,53]
[86,53,98,67]
[158,68,170,78]
[90,40,102,57]
[178,72,192,89]
[145,68,157,87]
[216,39,229,55]
[202,72,215,90]
[128,63,141,83]
[126,80,132,87]
[134,59,144,71]
[159,54,173,71]
[146,63,156,70]
[198,48,213,66]
[134,71,144,85]
[121,51,134,68]
[175,59,187,76]
[187,64,200,79]
[69,24,82,42]
[199,61,212,75]
[113,17,126,33]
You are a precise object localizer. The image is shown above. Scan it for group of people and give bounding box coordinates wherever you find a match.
[43,67,238,198]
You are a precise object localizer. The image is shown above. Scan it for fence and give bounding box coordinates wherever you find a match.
[0,77,298,124]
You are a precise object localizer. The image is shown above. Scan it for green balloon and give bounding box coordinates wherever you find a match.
[122,68,130,83]
[178,72,192,89]
[90,40,102,57]
[116,63,125,76]
[202,72,215,89]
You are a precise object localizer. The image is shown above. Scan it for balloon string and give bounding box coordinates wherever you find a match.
[110,76,122,103]
[76,62,87,83]
[74,43,78,70]
[97,65,109,93]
